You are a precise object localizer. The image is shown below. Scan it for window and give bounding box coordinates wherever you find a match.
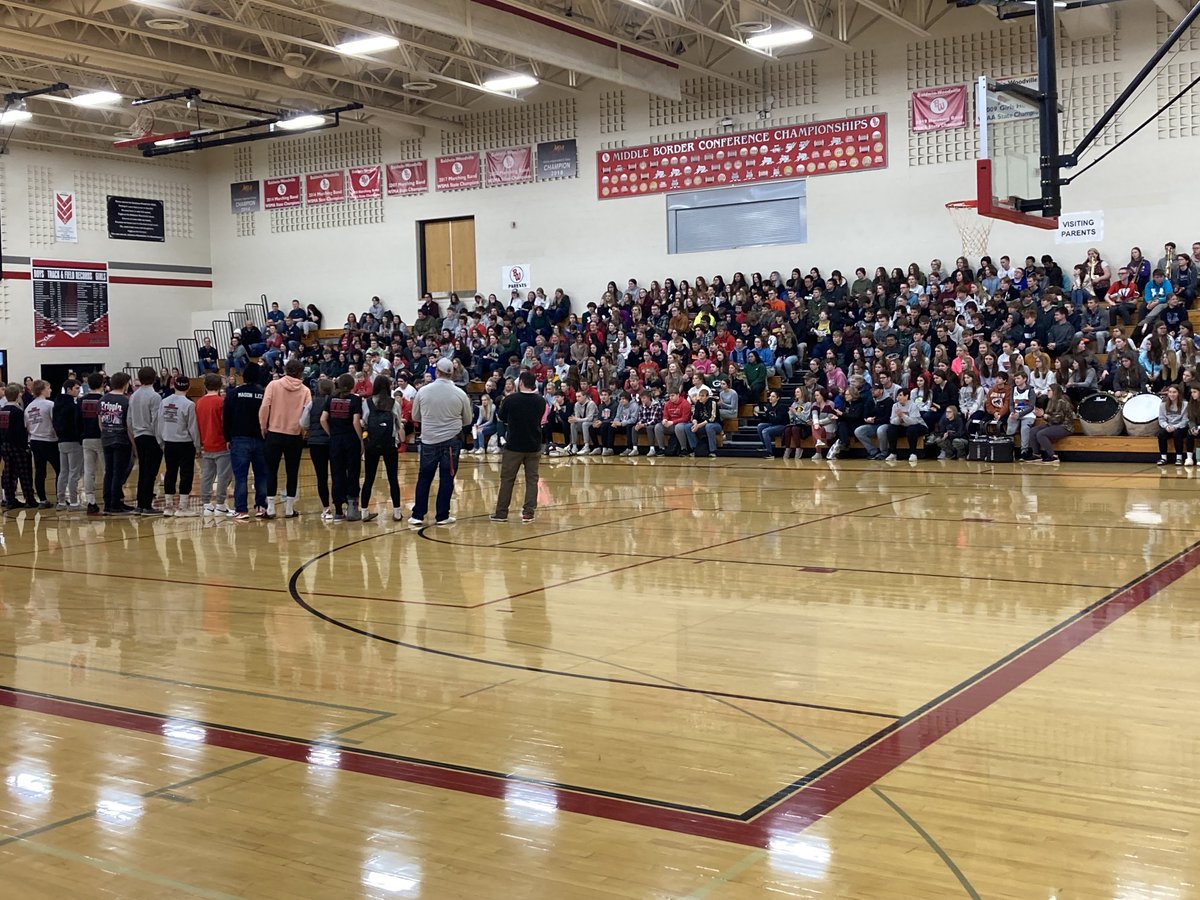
[666,180,807,255]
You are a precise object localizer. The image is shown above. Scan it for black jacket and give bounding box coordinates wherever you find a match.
[52,395,83,442]
[224,382,265,442]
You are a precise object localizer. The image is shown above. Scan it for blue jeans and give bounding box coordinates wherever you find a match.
[684,422,723,454]
[230,436,268,513]
[757,423,786,453]
[227,356,247,375]
[474,421,499,450]
[199,359,218,373]
[411,438,462,522]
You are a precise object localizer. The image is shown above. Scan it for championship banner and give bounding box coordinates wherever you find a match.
[537,139,578,181]
[435,153,481,191]
[387,161,428,196]
[485,146,533,186]
[32,259,109,348]
[596,114,888,200]
[230,180,261,214]
[912,85,968,132]
[55,192,78,242]
[264,176,301,209]
[348,166,382,200]
[306,171,345,205]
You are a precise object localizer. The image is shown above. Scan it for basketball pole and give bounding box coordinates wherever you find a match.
[1034,0,1062,219]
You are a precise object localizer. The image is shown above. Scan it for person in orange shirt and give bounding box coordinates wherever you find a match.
[195,373,232,515]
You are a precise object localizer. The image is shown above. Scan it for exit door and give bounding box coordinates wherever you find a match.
[420,217,477,297]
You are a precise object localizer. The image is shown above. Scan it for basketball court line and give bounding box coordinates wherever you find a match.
[2,541,1195,849]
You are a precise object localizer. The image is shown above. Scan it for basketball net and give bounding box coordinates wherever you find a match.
[946,200,993,258]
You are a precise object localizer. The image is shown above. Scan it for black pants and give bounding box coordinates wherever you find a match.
[1159,429,1190,455]
[103,444,132,511]
[596,422,617,449]
[134,435,162,509]
[329,434,361,512]
[308,444,330,507]
[163,441,196,494]
[29,439,59,502]
[265,432,304,497]
[892,423,929,453]
[361,445,400,507]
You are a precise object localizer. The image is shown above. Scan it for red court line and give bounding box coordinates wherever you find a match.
[2,542,1195,848]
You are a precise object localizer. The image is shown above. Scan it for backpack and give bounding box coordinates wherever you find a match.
[364,398,395,451]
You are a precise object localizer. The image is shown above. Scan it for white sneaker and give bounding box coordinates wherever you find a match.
[885,453,897,461]
[602,448,614,456]
[1158,455,1168,465]
[1176,455,1185,465]
[828,440,841,459]
[215,504,229,514]
[162,502,175,517]
[321,508,334,520]
[393,509,404,521]
[813,452,823,460]
[621,449,634,456]
[566,446,577,456]
[1186,456,1195,467]
[590,447,603,455]
[937,452,948,460]
[647,447,657,457]
[814,440,826,449]
[909,454,918,462]
[407,516,425,526]
[176,504,198,517]
[434,516,456,526]
[203,503,216,514]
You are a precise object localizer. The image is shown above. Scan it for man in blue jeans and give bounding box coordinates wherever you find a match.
[408,358,472,526]
[224,363,268,521]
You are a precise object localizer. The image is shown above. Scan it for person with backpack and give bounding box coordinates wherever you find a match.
[359,375,405,522]
[300,377,334,519]
[52,378,84,511]
[321,372,364,522]
[259,358,311,519]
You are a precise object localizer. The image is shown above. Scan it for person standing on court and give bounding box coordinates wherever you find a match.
[259,358,311,519]
[79,373,106,516]
[408,357,472,527]
[491,371,547,524]
[129,367,163,515]
[224,362,268,521]
[159,377,201,516]
[52,378,83,510]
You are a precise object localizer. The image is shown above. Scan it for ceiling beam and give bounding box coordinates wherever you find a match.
[333,0,684,99]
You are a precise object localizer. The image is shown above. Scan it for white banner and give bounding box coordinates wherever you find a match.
[986,77,1039,123]
[502,264,531,294]
[55,192,78,243]
[1056,210,1104,245]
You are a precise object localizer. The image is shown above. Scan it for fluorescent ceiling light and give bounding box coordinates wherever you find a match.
[745,27,814,49]
[0,108,33,125]
[335,34,400,55]
[72,90,122,107]
[277,114,326,131]
[482,74,538,92]
[154,137,182,146]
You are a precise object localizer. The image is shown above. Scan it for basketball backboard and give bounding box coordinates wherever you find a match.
[974,75,1057,230]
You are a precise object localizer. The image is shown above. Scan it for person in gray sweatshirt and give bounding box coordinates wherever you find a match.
[24,380,58,508]
[158,376,201,516]
[887,387,930,462]
[128,367,164,515]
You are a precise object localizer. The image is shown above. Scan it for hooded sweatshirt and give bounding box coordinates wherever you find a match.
[259,375,311,436]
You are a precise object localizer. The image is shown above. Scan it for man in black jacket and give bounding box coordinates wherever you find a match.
[491,372,546,524]
[225,362,268,521]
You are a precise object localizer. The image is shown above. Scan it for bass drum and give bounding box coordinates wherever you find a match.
[1078,392,1123,436]
[1122,392,1161,437]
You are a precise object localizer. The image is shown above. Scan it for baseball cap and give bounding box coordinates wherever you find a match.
[435,358,454,374]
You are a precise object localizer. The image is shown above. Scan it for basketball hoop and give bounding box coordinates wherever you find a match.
[946,200,994,258]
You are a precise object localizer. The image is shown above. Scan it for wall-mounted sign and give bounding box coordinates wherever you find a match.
[596,114,889,200]
[55,192,78,242]
[387,161,428,196]
[502,264,531,294]
[486,146,532,186]
[264,176,301,209]
[348,166,382,200]
[912,85,968,132]
[107,195,165,241]
[32,259,109,348]
[536,139,578,181]
[305,171,345,205]
[230,180,261,214]
[435,153,481,191]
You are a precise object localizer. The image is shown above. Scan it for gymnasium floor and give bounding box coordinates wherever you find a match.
[1,457,1198,899]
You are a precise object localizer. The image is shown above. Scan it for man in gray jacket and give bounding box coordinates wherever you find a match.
[408,358,472,526]
[129,366,163,515]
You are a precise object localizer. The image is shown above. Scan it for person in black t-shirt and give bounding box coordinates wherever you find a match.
[321,373,364,522]
[490,372,547,524]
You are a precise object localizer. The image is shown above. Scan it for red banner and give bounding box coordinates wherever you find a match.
[596,114,888,200]
[912,85,968,132]
[348,165,382,200]
[264,176,301,209]
[32,259,109,348]
[486,146,533,185]
[436,153,480,191]
[387,161,428,196]
[306,171,345,205]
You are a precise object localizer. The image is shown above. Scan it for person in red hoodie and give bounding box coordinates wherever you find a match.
[259,358,312,518]
[195,373,232,515]
[658,388,692,456]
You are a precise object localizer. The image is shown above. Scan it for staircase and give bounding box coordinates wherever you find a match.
[715,375,802,459]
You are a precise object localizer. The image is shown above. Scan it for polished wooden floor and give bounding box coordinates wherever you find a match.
[2,455,1199,899]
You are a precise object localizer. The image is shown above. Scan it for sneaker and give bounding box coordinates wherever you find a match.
[621,449,635,456]
[885,454,897,461]
[203,503,215,514]
[908,454,918,462]
[602,448,614,456]
[162,504,175,517]
[1158,455,1168,465]
[55,502,67,511]
[521,514,535,524]
[67,503,82,512]
[434,516,456,526]
[361,511,378,522]
[1176,455,1185,465]
[232,511,251,521]
[813,452,823,460]
[392,509,404,521]
[407,516,425,526]
[937,452,948,460]
[590,447,603,456]
[647,447,657,457]
[814,440,826,449]
[333,513,346,522]
[489,514,508,523]
[321,508,334,520]
[215,504,229,514]
[566,446,577,456]
[828,440,841,459]
[782,449,793,459]
[1186,456,1195,467]
[176,505,198,518]
[763,451,774,458]
[38,501,52,509]
[104,507,133,516]
[86,503,101,516]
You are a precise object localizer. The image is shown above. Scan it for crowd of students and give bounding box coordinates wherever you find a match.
[5,241,1200,517]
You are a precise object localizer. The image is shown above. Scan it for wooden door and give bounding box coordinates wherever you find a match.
[421,217,476,297]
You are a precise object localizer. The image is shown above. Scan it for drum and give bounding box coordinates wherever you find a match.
[1078,392,1123,436]
[1122,392,1162,437]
